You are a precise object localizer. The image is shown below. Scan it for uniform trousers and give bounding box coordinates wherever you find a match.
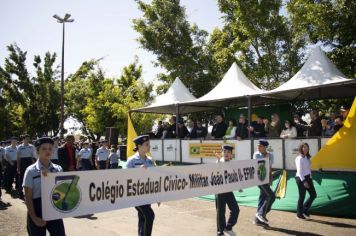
[5,160,18,191]
[215,192,239,233]
[135,204,155,236]
[27,198,65,236]
[256,184,275,219]
[110,163,118,169]
[19,157,33,196]
[98,161,107,169]
[80,159,91,170]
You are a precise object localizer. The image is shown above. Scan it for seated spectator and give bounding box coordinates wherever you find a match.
[333,116,344,133]
[177,121,190,139]
[280,120,297,138]
[236,114,248,140]
[224,119,237,139]
[293,113,307,137]
[212,114,228,139]
[264,113,282,138]
[340,105,350,120]
[248,115,266,138]
[190,121,207,139]
[295,111,322,137]
[155,120,164,138]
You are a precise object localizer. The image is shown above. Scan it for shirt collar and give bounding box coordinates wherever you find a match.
[35,160,55,172]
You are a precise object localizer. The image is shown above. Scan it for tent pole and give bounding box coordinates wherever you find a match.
[175,104,179,135]
[247,96,252,137]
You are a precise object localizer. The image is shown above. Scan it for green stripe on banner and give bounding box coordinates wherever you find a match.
[199,171,356,219]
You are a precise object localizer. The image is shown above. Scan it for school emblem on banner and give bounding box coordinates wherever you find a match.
[257,160,267,181]
[51,175,82,213]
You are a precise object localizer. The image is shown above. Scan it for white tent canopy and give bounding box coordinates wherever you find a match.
[263,46,356,100]
[180,62,265,109]
[131,78,198,114]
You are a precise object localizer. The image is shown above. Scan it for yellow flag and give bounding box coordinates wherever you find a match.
[127,114,138,159]
[311,97,356,171]
[275,169,287,199]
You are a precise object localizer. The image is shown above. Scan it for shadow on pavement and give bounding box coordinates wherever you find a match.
[265,226,323,236]
[74,214,98,220]
[307,219,356,228]
[0,201,12,210]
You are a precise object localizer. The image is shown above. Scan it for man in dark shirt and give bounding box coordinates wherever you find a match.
[295,111,322,137]
[58,135,77,171]
[249,116,266,138]
[190,121,207,139]
[294,114,307,137]
[212,114,228,139]
[177,121,190,139]
[236,115,249,140]
[155,121,164,138]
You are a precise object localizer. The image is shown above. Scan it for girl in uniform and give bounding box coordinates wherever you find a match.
[108,146,119,169]
[23,137,65,236]
[126,135,158,236]
[295,142,317,219]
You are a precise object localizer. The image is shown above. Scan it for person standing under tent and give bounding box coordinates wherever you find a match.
[224,119,237,139]
[4,137,18,193]
[212,114,228,139]
[17,134,36,199]
[126,135,159,236]
[215,144,240,236]
[95,140,109,170]
[295,142,317,220]
[253,140,275,227]
[108,146,120,169]
[51,137,60,165]
[23,137,65,236]
[77,141,93,171]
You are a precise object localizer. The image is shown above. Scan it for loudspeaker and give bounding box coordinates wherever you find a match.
[105,127,119,146]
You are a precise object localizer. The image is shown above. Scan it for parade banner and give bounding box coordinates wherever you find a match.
[189,143,236,158]
[42,159,269,220]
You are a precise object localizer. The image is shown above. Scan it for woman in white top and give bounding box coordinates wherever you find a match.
[280,120,297,138]
[224,119,237,139]
[295,143,317,219]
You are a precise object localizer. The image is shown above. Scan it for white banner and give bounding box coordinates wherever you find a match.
[41,159,269,221]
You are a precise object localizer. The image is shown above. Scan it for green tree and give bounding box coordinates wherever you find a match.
[287,0,356,78]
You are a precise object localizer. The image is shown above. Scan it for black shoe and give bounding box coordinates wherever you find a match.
[296,215,306,220]
[303,212,310,218]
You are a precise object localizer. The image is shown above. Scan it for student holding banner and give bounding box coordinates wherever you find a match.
[126,135,157,236]
[216,144,239,236]
[253,139,275,227]
[23,137,65,236]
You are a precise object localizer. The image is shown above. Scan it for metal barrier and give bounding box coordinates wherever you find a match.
[150,137,330,170]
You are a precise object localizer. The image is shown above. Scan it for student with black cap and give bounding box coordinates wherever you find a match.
[253,139,275,227]
[17,134,36,199]
[4,137,18,193]
[77,141,93,170]
[126,135,158,236]
[215,144,239,236]
[95,140,109,170]
[23,137,65,236]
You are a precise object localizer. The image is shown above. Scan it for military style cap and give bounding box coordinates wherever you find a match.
[133,135,150,146]
[83,141,89,144]
[9,136,17,141]
[257,139,269,147]
[222,144,234,151]
[340,105,350,111]
[34,137,54,148]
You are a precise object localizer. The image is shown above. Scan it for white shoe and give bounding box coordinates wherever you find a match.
[255,213,267,223]
[224,230,236,236]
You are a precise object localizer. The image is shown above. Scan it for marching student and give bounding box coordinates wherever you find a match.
[108,145,119,169]
[295,142,317,219]
[23,137,65,236]
[95,140,109,170]
[126,135,158,236]
[17,134,36,199]
[216,144,239,236]
[4,137,18,193]
[77,141,93,171]
[253,139,275,227]
[51,137,60,165]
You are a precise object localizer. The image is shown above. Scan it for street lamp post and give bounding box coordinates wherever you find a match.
[53,13,74,138]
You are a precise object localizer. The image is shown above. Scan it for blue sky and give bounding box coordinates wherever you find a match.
[0,0,223,83]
